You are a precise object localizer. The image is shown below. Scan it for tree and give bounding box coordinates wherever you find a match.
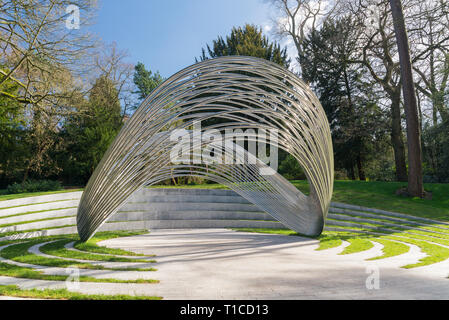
[0,0,97,106]
[61,76,122,184]
[93,42,136,117]
[0,73,27,187]
[133,62,164,102]
[269,0,338,74]
[300,16,389,180]
[423,120,449,182]
[410,0,449,124]
[389,0,424,197]
[340,0,408,182]
[270,0,410,182]
[198,24,290,68]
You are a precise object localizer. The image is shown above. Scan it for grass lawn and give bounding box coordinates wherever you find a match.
[0,189,83,202]
[290,180,449,222]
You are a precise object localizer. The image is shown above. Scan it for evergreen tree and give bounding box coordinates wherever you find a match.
[133,62,164,102]
[198,24,290,68]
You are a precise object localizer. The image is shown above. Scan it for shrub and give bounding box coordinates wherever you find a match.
[6,180,62,194]
[278,154,306,180]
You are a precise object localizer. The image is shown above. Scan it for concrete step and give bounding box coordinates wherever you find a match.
[101,219,285,231]
[330,207,425,226]
[331,202,449,226]
[128,194,252,204]
[110,210,276,222]
[325,219,393,234]
[0,226,78,242]
[328,213,449,236]
[0,208,77,225]
[0,191,82,209]
[0,200,79,218]
[0,217,76,234]
[139,188,236,197]
[120,201,262,212]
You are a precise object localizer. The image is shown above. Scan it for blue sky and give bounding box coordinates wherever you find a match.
[90,0,288,77]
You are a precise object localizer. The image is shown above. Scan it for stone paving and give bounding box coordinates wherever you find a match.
[92,229,449,299]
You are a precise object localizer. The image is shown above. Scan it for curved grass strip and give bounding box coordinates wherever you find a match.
[0,262,158,284]
[367,239,410,260]
[1,241,155,271]
[0,261,69,281]
[232,228,349,251]
[390,231,449,247]
[1,240,99,269]
[73,231,151,257]
[339,238,374,255]
[384,236,449,268]
[315,234,344,251]
[231,221,449,268]
[40,240,155,263]
[324,226,449,267]
[0,285,161,300]
[401,229,449,242]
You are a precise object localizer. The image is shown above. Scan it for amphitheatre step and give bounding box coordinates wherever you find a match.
[0,226,78,242]
[120,201,263,212]
[99,219,285,231]
[138,188,237,196]
[327,213,449,236]
[110,210,275,222]
[331,202,449,226]
[128,194,253,204]
[0,217,76,234]
[0,208,77,225]
[0,200,79,218]
[0,191,82,209]
[329,207,448,230]
[325,219,393,233]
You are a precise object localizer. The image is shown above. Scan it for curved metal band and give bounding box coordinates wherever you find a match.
[76,56,334,241]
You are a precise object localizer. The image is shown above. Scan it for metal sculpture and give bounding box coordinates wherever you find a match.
[76,56,334,241]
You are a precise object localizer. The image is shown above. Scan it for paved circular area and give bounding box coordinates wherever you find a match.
[98,229,449,299]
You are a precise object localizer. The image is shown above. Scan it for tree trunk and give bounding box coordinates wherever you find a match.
[390,91,408,182]
[433,92,449,123]
[390,0,424,197]
[348,165,356,181]
[356,154,366,181]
